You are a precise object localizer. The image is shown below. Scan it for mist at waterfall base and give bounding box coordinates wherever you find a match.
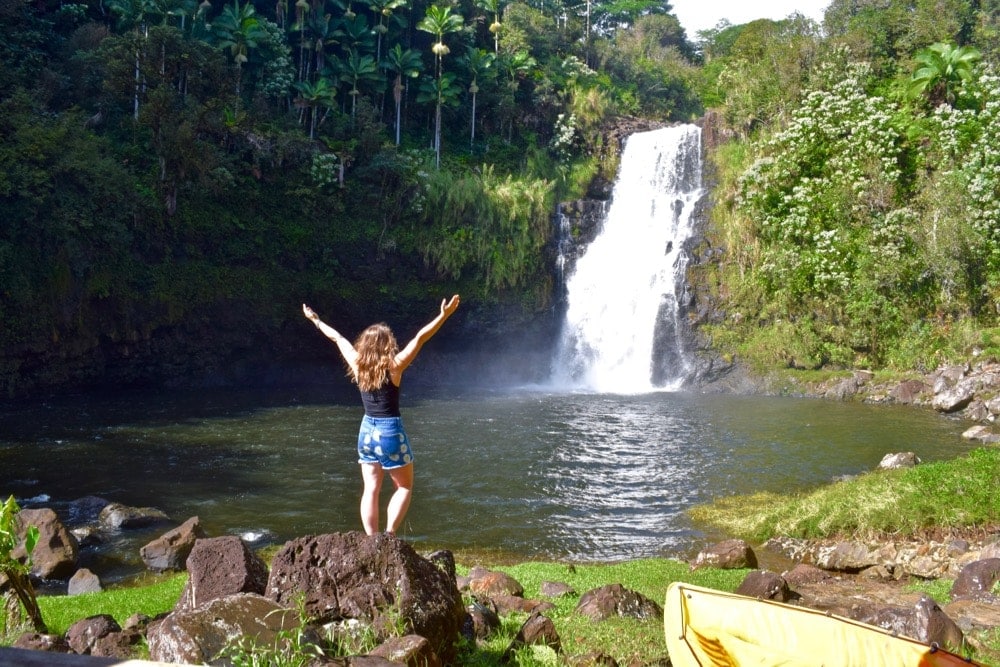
[0,126,980,582]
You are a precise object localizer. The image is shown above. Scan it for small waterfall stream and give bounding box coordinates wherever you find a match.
[553,124,703,393]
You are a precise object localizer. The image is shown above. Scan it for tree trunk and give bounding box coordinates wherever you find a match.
[4,569,46,634]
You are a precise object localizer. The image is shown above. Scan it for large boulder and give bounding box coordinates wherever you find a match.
[265,532,465,664]
[147,593,298,665]
[140,516,207,572]
[13,508,78,580]
[175,535,269,613]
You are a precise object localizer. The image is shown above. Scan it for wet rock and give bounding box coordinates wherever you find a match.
[140,516,207,572]
[148,593,297,665]
[66,496,111,525]
[67,567,102,595]
[889,379,929,404]
[691,538,758,570]
[175,535,269,612]
[265,531,464,665]
[932,381,975,413]
[13,508,79,580]
[99,502,170,530]
[961,425,1000,443]
[878,452,920,470]
[575,584,662,621]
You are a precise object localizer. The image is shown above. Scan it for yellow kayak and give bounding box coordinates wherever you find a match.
[664,582,982,666]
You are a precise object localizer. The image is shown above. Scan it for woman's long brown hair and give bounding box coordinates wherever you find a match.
[353,323,398,391]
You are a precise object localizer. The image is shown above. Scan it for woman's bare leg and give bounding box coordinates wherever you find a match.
[360,463,382,535]
[385,464,414,534]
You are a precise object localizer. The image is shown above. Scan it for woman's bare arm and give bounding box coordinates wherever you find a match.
[394,295,461,374]
[303,303,359,372]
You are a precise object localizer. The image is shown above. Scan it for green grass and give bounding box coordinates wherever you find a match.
[454,558,749,665]
[689,446,1000,542]
[35,572,187,636]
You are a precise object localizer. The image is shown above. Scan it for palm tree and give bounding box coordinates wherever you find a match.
[909,42,981,108]
[338,49,381,119]
[382,44,423,144]
[417,4,464,167]
[475,0,501,52]
[294,76,337,137]
[417,71,462,157]
[365,0,407,62]
[335,13,376,53]
[461,47,495,148]
[108,0,159,118]
[211,0,267,96]
[306,11,335,80]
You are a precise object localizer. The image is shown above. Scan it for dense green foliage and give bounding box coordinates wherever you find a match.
[10,0,1000,394]
[702,0,1000,372]
[0,0,700,396]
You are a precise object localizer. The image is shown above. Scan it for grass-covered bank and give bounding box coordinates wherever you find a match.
[689,445,1000,543]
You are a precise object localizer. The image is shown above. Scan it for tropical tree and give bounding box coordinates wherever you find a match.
[1,495,45,633]
[909,42,981,108]
[294,76,337,137]
[365,0,408,62]
[339,49,381,119]
[417,3,464,167]
[335,13,376,54]
[211,0,267,95]
[461,47,495,147]
[107,0,159,118]
[475,0,502,52]
[382,43,423,144]
[417,71,463,155]
[305,11,335,82]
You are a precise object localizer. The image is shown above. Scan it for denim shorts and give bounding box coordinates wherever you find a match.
[357,415,413,469]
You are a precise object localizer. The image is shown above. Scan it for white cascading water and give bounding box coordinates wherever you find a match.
[553,124,703,393]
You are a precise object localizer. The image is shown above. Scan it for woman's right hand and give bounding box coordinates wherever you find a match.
[302,304,318,321]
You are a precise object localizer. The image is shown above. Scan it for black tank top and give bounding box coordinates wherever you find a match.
[359,381,401,417]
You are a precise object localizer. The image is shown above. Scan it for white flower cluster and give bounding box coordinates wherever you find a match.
[737,58,903,295]
[550,113,579,163]
[309,153,340,187]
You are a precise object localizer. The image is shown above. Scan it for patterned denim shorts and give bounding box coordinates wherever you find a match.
[357,415,413,469]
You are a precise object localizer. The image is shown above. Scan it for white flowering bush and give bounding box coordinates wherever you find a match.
[926,67,1000,274]
[738,56,905,299]
[550,113,579,164]
[309,153,340,188]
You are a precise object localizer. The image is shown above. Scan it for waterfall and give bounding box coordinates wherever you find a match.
[553,124,703,393]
